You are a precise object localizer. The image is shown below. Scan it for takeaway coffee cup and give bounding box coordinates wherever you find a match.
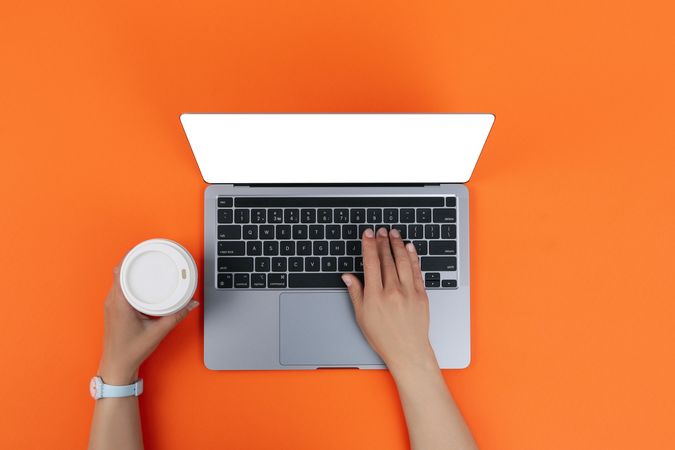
[120,239,197,316]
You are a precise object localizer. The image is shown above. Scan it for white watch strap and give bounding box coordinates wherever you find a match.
[101,379,144,398]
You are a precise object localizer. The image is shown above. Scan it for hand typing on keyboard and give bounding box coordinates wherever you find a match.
[341,227,478,450]
[341,227,436,373]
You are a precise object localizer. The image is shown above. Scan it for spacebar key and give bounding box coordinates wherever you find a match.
[289,273,347,288]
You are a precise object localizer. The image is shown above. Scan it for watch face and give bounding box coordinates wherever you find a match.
[89,377,100,399]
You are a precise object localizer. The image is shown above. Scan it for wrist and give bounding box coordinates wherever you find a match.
[98,359,139,385]
[385,345,440,379]
[389,359,444,392]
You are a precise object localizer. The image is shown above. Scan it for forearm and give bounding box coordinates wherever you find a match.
[88,366,143,450]
[391,362,477,450]
[89,264,197,450]
[89,396,143,450]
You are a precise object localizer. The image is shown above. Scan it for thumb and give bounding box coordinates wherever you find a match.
[151,300,200,340]
[341,274,364,313]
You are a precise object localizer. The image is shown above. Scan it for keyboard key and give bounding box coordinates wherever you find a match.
[334,209,349,223]
[433,208,456,223]
[375,224,390,232]
[326,225,340,239]
[276,225,291,239]
[383,208,398,223]
[342,225,357,239]
[251,209,266,223]
[235,197,445,207]
[268,273,287,288]
[251,273,266,288]
[367,208,382,222]
[280,241,295,255]
[289,257,304,272]
[346,240,361,255]
[400,208,415,223]
[425,279,440,288]
[425,272,440,280]
[297,241,312,255]
[272,257,287,272]
[234,209,249,223]
[408,224,423,239]
[425,224,440,239]
[218,225,241,240]
[218,257,254,272]
[301,209,316,223]
[350,208,366,223]
[412,241,427,255]
[429,240,456,255]
[421,257,457,271]
[217,209,233,223]
[358,225,372,237]
[268,209,284,223]
[322,257,337,271]
[218,241,245,256]
[255,257,270,272]
[259,225,275,240]
[305,257,320,271]
[284,209,299,223]
[355,257,363,271]
[247,241,262,255]
[263,242,279,255]
[391,224,406,239]
[417,208,432,223]
[242,225,257,240]
[217,273,233,288]
[313,241,328,255]
[442,279,458,288]
[234,273,249,288]
[330,241,345,255]
[289,273,346,288]
[338,257,354,272]
[292,225,308,239]
[445,197,456,207]
[218,197,233,207]
[318,209,332,223]
[309,225,324,239]
[441,224,457,239]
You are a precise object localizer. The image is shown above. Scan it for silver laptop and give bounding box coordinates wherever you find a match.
[180,113,494,370]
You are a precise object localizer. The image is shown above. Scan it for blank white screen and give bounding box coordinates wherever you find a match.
[181,113,494,184]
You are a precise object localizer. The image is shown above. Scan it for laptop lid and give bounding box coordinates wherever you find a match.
[181,113,494,184]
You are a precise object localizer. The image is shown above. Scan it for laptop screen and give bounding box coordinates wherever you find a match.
[181,113,494,184]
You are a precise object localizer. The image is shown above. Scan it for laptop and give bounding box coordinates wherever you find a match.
[180,113,495,370]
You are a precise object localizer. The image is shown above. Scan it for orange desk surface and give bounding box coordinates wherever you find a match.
[1,1,674,449]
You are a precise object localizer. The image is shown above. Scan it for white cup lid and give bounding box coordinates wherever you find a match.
[120,239,197,316]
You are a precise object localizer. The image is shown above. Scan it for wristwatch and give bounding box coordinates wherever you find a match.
[89,376,144,400]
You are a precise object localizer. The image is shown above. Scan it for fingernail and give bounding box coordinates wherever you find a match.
[406,242,416,252]
[187,300,200,311]
[378,227,388,236]
[389,228,400,238]
[341,274,352,286]
[364,228,374,238]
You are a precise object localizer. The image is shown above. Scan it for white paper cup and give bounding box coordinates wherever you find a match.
[120,239,197,316]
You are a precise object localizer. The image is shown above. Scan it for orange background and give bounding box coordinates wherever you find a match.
[1,1,674,449]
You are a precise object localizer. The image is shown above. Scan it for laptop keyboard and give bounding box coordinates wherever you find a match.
[215,196,458,289]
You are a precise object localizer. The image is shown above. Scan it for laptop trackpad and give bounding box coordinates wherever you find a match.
[279,292,383,367]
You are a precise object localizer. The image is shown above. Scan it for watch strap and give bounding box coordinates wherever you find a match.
[100,378,144,398]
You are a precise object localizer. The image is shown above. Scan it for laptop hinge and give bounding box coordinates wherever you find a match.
[235,183,436,187]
